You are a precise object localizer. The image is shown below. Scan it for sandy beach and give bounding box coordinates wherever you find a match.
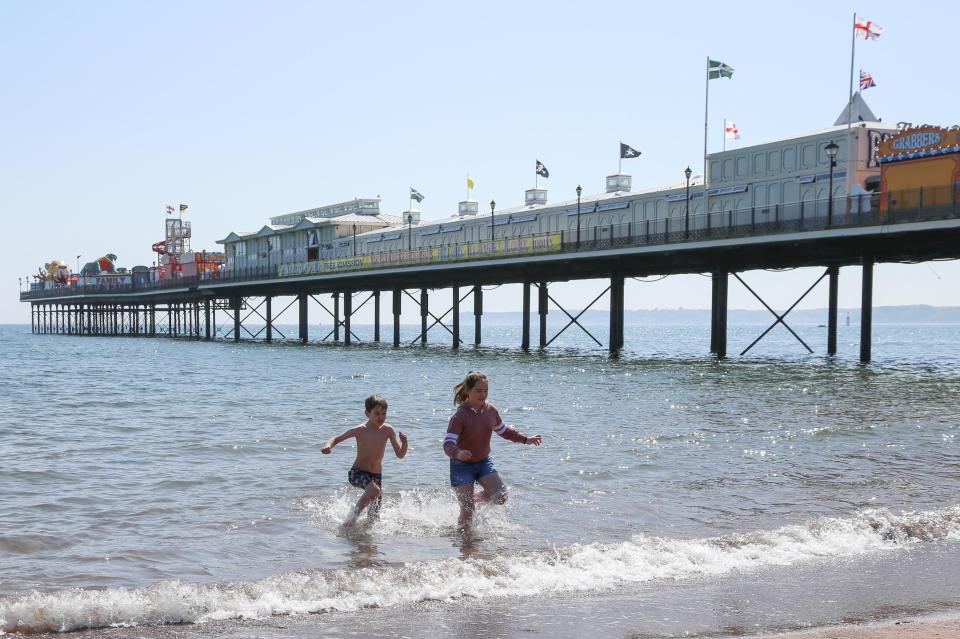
[747,615,960,639]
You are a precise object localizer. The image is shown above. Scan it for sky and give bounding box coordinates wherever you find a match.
[2,0,958,324]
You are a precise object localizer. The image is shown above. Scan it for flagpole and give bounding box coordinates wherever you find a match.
[619,145,622,174]
[703,56,710,220]
[848,12,856,130]
[723,119,727,153]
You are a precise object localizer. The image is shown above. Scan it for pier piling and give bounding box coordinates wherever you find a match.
[860,255,873,363]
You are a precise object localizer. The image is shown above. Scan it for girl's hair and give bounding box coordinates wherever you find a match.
[453,371,488,405]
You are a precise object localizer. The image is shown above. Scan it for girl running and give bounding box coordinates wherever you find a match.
[442,371,542,527]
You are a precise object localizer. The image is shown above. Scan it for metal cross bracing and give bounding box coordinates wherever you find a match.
[537,282,609,349]
[219,296,289,341]
[315,292,368,344]
[402,287,472,346]
[733,268,831,356]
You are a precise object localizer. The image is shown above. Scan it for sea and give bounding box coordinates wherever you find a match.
[1,321,959,638]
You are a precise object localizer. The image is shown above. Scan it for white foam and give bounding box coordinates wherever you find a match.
[3,505,958,634]
[297,488,526,537]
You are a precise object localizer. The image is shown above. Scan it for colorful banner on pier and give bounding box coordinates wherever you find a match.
[276,233,562,278]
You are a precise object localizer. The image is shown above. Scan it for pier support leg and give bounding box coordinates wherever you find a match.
[344,292,352,346]
[420,288,428,346]
[860,256,873,363]
[373,291,380,343]
[539,282,548,348]
[333,293,340,342]
[474,285,483,346]
[713,272,728,359]
[827,266,839,356]
[522,282,531,351]
[233,297,241,342]
[150,304,155,337]
[67,304,72,335]
[204,300,211,340]
[710,274,719,353]
[298,294,308,343]
[609,274,624,355]
[452,285,460,350]
[392,288,401,348]
[266,296,273,343]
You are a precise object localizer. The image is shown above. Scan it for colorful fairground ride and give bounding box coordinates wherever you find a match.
[30,205,225,294]
[152,206,225,281]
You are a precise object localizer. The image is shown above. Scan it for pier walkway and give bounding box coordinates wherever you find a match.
[21,190,960,362]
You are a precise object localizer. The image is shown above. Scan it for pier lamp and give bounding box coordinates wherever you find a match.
[19,277,22,292]
[407,213,413,250]
[576,185,582,248]
[825,140,839,227]
[490,200,496,241]
[352,223,357,256]
[76,255,81,275]
[684,166,692,239]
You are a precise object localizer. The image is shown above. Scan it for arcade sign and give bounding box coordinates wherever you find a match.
[875,124,960,163]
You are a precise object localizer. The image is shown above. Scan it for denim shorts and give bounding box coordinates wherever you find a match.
[449,456,497,487]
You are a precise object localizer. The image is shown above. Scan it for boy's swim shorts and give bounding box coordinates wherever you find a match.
[348,467,382,489]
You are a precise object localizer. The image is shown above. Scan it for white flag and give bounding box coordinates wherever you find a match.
[724,120,740,140]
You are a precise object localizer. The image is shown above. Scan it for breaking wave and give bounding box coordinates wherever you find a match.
[3,505,958,635]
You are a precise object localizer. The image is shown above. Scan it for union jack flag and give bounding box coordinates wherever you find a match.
[165,204,175,214]
[859,70,876,91]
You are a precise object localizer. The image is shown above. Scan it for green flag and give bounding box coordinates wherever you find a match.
[410,187,424,203]
[708,59,734,79]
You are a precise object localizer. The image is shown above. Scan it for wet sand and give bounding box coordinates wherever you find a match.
[748,615,960,638]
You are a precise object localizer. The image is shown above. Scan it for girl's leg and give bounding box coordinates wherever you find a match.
[476,472,507,505]
[454,484,476,527]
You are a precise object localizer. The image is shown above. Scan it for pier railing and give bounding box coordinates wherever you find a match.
[20,184,960,301]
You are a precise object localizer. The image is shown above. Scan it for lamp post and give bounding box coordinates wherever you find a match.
[489,199,496,241]
[407,214,413,250]
[76,255,81,275]
[19,277,22,292]
[684,166,692,239]
[576,185,582,248]
[825,140,839,227]
[352,223,357,256]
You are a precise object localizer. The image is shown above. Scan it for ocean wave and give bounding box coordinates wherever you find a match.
[2,505,958,635]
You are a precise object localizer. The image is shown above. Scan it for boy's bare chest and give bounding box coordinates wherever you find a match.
[356,428,388,450]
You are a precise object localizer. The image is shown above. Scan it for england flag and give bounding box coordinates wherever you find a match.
[724,121,740,140]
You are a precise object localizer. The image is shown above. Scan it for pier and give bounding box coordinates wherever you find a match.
[21,189,960,362]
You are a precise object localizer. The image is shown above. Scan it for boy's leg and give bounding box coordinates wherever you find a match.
[366,478,383,521]
[454,484,476,527]
[354,480,382,517]
[476,472,507,505]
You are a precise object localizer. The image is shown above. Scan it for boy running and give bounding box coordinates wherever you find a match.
[322,394,408,526]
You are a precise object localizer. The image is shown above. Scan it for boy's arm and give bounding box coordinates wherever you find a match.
[387,425,408,458]
[321,427,358,454]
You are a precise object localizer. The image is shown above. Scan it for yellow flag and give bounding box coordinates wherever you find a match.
[466,175,475,190]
